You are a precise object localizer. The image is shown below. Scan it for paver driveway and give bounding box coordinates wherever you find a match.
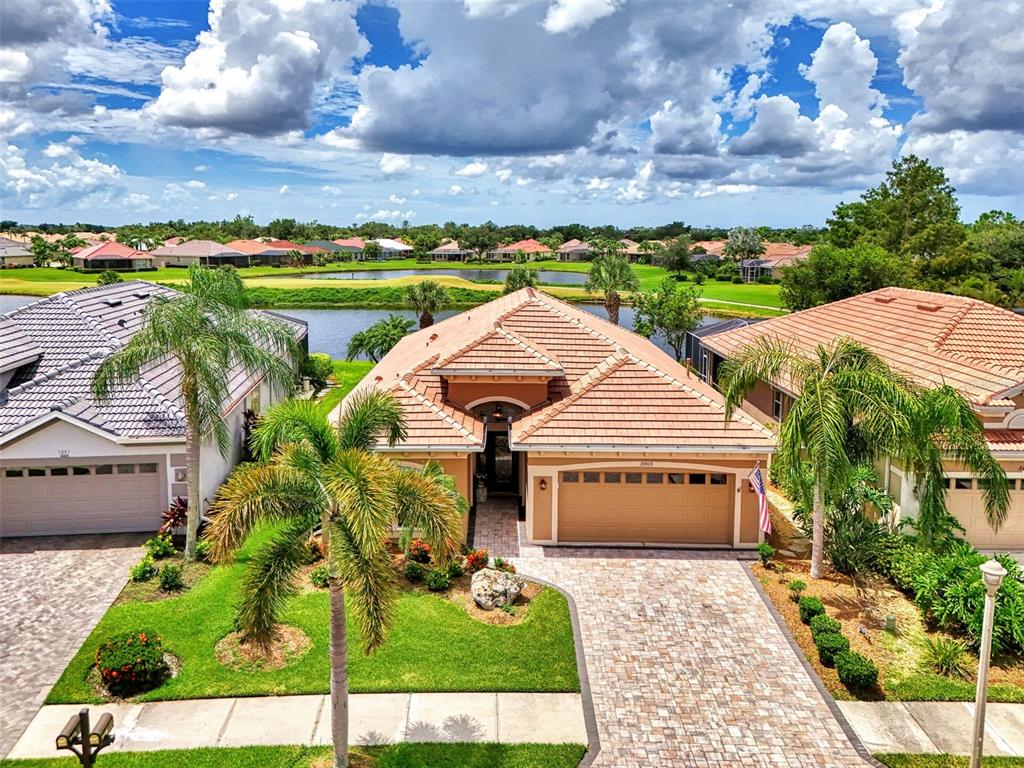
[0,535,144,757]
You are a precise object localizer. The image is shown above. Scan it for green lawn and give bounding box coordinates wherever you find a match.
[0,743,587,768]
[317,360,374,415]
[47,529,579,703]
[875,755,1024,767]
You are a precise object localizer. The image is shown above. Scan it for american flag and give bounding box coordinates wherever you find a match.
[749,464,771,535]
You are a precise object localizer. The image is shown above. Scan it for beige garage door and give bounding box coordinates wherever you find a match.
[947,478,1024,549]
[557,469,734,545]
[1,462,165,537]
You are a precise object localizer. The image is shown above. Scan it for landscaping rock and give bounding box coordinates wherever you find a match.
[471,568,525,611]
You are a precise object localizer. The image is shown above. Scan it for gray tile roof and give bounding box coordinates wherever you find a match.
[0,236,32,257]
[0,281,307,441]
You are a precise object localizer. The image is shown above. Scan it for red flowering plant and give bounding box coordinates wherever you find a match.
[408,538,432,564]
[464,548,490,574]
[95,630,170,697]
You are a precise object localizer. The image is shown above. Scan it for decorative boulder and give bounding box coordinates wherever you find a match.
[470,568,525,611]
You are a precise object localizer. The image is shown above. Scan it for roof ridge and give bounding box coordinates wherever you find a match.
[523,291,624,351]
[492,325,561,366]
[396,379,481,443]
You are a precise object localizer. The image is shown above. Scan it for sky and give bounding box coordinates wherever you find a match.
[1,0,1022,229]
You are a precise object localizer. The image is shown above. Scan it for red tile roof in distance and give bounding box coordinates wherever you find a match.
[332,237,365,248]
[73,241,152,260]
[493,238,552,254]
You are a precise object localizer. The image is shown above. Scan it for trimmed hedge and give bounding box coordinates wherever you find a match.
[814,632,850,667]
[809,614,842,638]
[836,650,878,690]
[95,630,170,697]
[798,596,826,624]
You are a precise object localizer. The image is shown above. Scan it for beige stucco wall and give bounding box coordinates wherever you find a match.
[390,452,474,541]
[445,380,549,411]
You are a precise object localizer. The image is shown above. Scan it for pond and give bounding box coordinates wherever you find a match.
[298,268,586,285]
[0,294,717,362]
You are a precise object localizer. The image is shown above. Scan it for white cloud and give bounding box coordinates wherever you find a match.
[355,208,408,221]
[586,177,610,190]
[226,191,239,201]
[185,179,206,189]
[42,142,76,159]
[278,184,290,195]
[448,184,463,195]
[379,153,411,174]
[454,160,488,177]
[321,184,343,195]
[194,164,209,172]
[494,168,513,183]
[542,0,620,34]
[692,182,758,198]
[902,129,1024,195]
[388,193,406,204]
[615,160,653,202]
[1,142,123,209]
[798,22,886,122]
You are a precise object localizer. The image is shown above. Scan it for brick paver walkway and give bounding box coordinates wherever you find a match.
[471,497,541,558]
[0,535,144,757]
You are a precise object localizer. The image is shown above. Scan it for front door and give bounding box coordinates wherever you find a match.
[484,429,517,494]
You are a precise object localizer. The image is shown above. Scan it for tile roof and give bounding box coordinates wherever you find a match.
[703,287,1024,408]
[430,240,474,254]
[0,281,306,442]
[342,288,773,452]
[265,239,325,253]
[225,239,272,254]
[151,239,244,258]
[985,430,1024,453]
[557,239,590,253]
[73,242,152,261]
[491,238,552,254]
[0,320,41,373]
[332,237,365,249]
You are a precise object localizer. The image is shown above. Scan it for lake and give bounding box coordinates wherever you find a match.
[299,268,586,285]
[0,294,716,360]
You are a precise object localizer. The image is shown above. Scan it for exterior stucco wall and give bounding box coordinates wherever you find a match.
[389,452,474,541]
[444,380,550,411]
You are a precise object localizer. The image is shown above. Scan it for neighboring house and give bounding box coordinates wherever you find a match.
[332,237,365,258]
[305,240,348,255]
[224,239,316,267]
[556,239,592,262]
[368,238,414,260]
[740,243,813,282]
[0,237,34,268]
[702,287,1024,549]
[336,287,774,548]
[691,240,726,259]
[485,238,552,262]
[151,240,249,268]
[619,238,645,262]
[0,281,307,537]
[685,318,766,381]
[429,240,475,262]
[71,242,154,272]
[163,237,186,247]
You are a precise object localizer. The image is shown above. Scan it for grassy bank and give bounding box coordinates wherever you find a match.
[316,360,374,415]
[244,284,499,309]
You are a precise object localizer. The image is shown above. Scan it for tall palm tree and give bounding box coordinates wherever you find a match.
[720,336,1007,578]
[586,252,639,325]
[205,395,464,768]
[405,280,451,328]
[346,315,414,362]
[92,263,301,560]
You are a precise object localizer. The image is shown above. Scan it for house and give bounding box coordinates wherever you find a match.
[429,240,475,262]
[618,238,646,263]
[163,237,186,247]
[305,240,349,256]
[691,240,726,259]
[224,239,316,267]
[740,243,813,282]
[701,287,1024,549]
[0,237,34,268]
[151,240,249,268]
[335,287,774,548]
[71,242,154,272]
[556,239,592,262]
[685,318,766,381]
[485,238,552,262]
[0,281,307,537]
[332,237,365,258]
[368,238,415,260]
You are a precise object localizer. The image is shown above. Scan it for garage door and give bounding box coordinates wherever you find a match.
[948,478,1024,549]
[1,462,165,537]
[557,469,734,545]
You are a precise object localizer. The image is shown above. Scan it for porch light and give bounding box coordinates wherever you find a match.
[492,404,505,421]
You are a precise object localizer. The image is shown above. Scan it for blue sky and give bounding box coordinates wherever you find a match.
[2,0,1021,228]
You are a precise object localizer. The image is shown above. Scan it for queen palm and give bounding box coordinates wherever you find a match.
[405,280,451,328]
[205,394,463,768]
[586,252,639,325]
[721,336,1007,578]
[346,314,414,362]
[92,263,300,560]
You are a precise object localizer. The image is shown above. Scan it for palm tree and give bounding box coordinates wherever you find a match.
[405,280,450,328]
[346,315,413,362]
[720,336,1007,578]
[586,252,639,325]
[205,395,464,768]
[92,263,301,560]
[503,264,538,294]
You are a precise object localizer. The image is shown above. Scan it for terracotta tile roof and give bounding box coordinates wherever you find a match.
[985,430,1024,453]
[225,239,271,254]
[341,288,773,453]
[704,287,1024,407]
[557,239,591,253]
[429,240,474,254]
[332,237,365,249]
[693,240,726,256]
[491,238,552,254]
[619,238,643,255]
[151,239,244,258]
[265,239,325,253]
[72,241,152,261]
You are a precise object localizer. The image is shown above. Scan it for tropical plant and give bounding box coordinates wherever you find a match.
[757,541,775,567]
[95,630,169,696]
[632,278,703,361]
[835,650,879,690]
[425,569,450,592]
[722,226,764,261]
[921,636,971,678]
[92,264,301,560]
[346,315,414,362]
[585,253,638,325]
[405,280,451,328]
[158,563,184,592]
[788,580,807,602]
[97,269,124,286]
[204,394,465,768]
[145,534,176,559]
[503,264,538,294]
[302,353,333,390]
[362,241,382,261]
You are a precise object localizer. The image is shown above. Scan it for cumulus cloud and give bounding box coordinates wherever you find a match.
[148,0,368,136]
[902,129,1024,195]
[388,193,406,204]
[226,191,239,201]
[185,179,206,189]
[542,0,620,33]
[798,22,886,122]
[379,153,411,174]
[729,95,817,157]
[1,142,123,208]
[454,160,488,177]
[278,184,290,195]
[448,184,464,195]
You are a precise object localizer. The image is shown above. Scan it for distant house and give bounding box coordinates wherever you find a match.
[305,239,347,254]
[0,237,33,269]
[486,238,552,262]
[332,237,365,259]
[684,317,766,382]
[368,238,414,260]
[163,237,186,247]
[556,239,592,262]
[151,240,249,268]
[740,243,813,282]
[224,239,317,267]
[71,242,154,272]
[429,240,475,262]
[618,238,645,262]
[691,240,727,259]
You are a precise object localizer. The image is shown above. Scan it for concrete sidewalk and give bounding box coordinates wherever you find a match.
[7,693,587,759]
[837,701,1024,757]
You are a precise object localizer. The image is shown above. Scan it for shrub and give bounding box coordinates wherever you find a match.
[446,559,465,579]
[500,602,516,616]
[756,274,774,284]
[798,596,825,624]
[814,632,850,667]
[145,534,176,559]
[129,555,157,583]
[95,631,170,697]
[425,569,451,592]
[301,537,324,565]
[492,557,516,574]
[310,565,330,589]
[408,539,432,564]
[788,580,807,602]
[302,352,333,390]
[922,636,971,679]
[757,541,775,567]
[835,651,878,690]
[731,275,743,284]
[159,496,188,534]
[404,561,426,582]
[158,564,184,592]
[97,270,124,286]
[465,548,489,573]
[825,505,888,576]
[194,539,212,563]
[809,614,842,638]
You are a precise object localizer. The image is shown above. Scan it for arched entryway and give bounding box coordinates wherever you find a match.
[467,399,524,497]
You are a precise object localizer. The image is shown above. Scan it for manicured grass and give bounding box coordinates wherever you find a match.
[0,743,587,768]
[317,360,374,415]
[47,529,579,703]
[875,755,1024,767]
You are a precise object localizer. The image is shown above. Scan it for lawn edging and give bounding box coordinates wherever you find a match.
[743,562,887,768]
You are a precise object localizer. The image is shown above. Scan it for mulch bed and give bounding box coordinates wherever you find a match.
[116,556,211,604]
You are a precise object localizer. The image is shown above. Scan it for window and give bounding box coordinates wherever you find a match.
[583,472,601,483]
[604,472,621,484]
[625,472,643,484]
[5,469,23,478]
[95,465,113,475]
[710,473,728,485]
[689,473,706,484]
[117,464,136,474]
[700,350,709,381]
[139,463,158,474]
[772,388,785,421]
[50,467,68,476]
[668,473,685,484]
[72,466,91,476]
[28,468,45,477]
[561,471,579,483]
[647,472,664,484]
[953,478,973,490]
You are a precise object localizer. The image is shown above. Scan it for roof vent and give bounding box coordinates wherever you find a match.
[429,333,439,342]
[104,299,122,307]
[916,303,943,312]
[134,293,150,299]
[873,296,896,304]
[374,376,383,384]
[117,319,127,328]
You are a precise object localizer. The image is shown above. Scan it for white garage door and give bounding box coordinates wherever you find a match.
[1,462,165,537]
[948,477,1024,549]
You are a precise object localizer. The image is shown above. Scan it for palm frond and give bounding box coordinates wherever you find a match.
[719,335,798,420]
[391,465,464,564]
[251,398,340,463]
[337,389,407,450]
[325,450,396,553]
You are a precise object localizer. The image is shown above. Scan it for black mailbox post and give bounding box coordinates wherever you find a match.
[56,708,114,766]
